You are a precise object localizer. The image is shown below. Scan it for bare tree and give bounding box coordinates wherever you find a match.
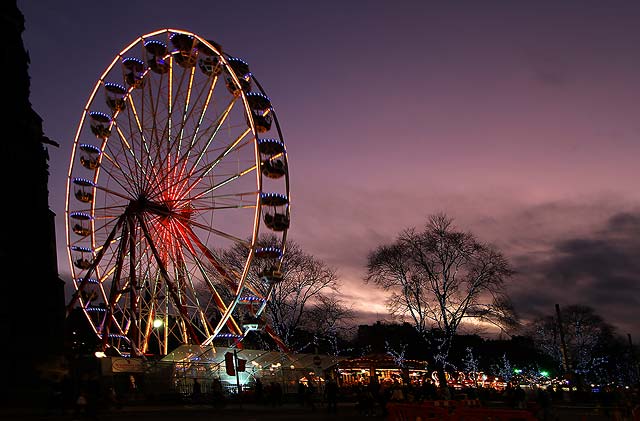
[366,214,516,368]
[305,294,355,354]
[527,305,616,381]
[217,236,351,350]
[305,294,353,335]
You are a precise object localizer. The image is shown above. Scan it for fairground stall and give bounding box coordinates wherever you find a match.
[337,354,429,386]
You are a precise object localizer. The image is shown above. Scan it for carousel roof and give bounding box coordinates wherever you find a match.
[337,353,429,370]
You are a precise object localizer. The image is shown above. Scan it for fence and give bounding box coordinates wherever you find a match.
[387,401,537,421]
[387,401,640,421]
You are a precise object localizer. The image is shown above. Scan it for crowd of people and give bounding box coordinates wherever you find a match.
[343,379,640,420]
[244,376,640,419]
[49,368,640,420]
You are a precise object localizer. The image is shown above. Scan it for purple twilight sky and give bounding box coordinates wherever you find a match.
[20,0,640,337]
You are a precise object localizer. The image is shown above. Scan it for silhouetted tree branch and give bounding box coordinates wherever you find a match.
[366,213,517,367]
[213,235,350,350]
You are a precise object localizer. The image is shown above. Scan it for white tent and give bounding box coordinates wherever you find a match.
[159,345,345,394]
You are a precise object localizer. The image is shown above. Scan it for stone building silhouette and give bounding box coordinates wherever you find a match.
[1,0,65,402]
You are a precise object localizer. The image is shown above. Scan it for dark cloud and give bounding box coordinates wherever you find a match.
[289,185,640,337]
[349,308,395,327]
[510,210,640,337]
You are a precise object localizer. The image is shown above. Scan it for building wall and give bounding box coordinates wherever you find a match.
[0,0,65,402]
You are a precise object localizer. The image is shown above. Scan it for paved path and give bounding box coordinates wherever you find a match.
[2,402,621,420]
[2,402,384,420]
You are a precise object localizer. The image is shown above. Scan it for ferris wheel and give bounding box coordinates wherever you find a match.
[65,29,290,356]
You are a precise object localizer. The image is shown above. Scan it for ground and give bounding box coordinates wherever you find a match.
[2,402,380,421]
[2,401,620,421]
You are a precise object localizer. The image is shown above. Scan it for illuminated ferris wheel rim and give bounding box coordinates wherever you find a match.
[64,28,290,355]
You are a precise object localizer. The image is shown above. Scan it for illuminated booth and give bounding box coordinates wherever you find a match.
[337,354,429,385]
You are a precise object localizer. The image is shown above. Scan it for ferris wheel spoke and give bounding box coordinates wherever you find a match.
[133,67,159,194]
[70,219,125,252]
[88,203,129,215]
[191,95,239,165]
[91,214,131,222]
[114,80,143,174]
[172,225,255,333]
[167,191,258,214]
[69,214,123,250]
[190,163,257,201]
[99,149,139,196]
[93,183,137,202]
[113,125,152,186]
[175,219,241,289]
[171,74,219,182]
[148,66,165,153]
[187,75,218,150]
[92,234,125,257]
[177,67,197,151]
[138,72,173,198]
[100,221,130,347]
[194,191,259,201]
[168,231,213,338]
[104,109,140,187]
[172,127,252,202]
[67,215,125,314]
[137,255,175,353]
[136,214,201,344]
[189,200,256,214]
[192,124,251,178]
[125,215,142,351]
[183,217,251,248]
[102,145,139,196]
[174,226,243,335]
[169,70,211,199]
[155,54,186,180]
[142,69,163,174]
[166,56,173,153]
[165,57,192,152]
[157,64,193,199]
[167,247,191,344]
[167,97,241,195]
[147,127,253,205]
[165,189,256,205]
[191,258,243,337]
[264,324,291,354]
[124,86,154,190]
[134,241,162,335]
[93,264,117,287]
[139,268,162,354]
[196,204,257,211]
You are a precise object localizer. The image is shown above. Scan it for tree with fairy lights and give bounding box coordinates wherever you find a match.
[366,214,518,381]
[212,235,353,351]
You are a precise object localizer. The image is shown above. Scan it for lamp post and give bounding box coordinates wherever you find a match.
[152,318,163,355]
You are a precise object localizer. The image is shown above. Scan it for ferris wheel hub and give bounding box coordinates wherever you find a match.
[125,197,172,217]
